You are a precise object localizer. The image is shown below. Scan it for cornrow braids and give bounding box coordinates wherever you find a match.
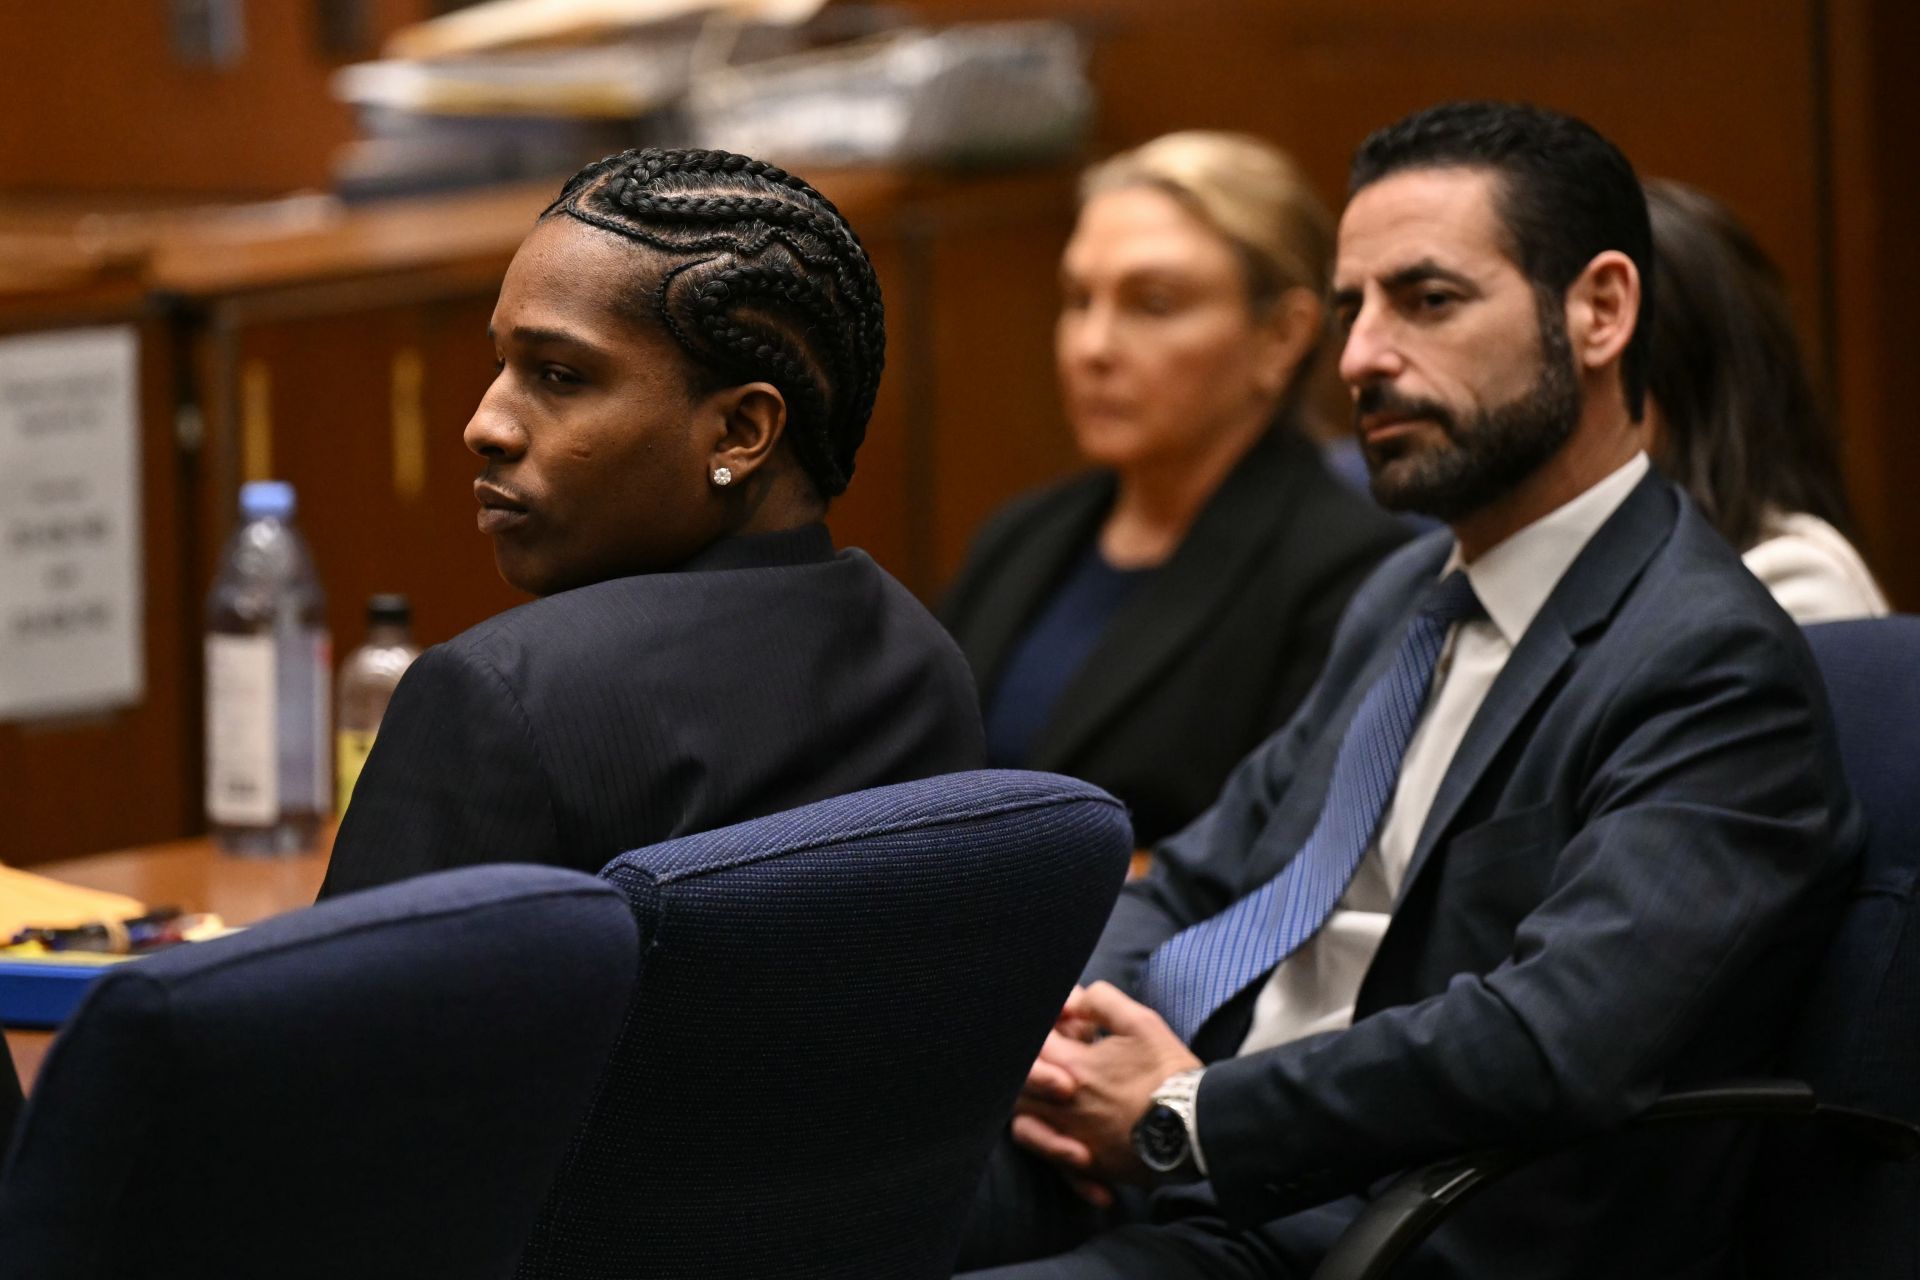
[541,148,886,497]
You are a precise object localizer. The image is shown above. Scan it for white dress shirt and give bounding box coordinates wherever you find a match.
[1233,452,1651,1056]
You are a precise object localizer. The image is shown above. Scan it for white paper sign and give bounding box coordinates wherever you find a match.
[0,326,144,720]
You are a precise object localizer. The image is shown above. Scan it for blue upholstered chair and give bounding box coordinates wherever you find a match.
[1311,616,1920,1279]
[0,865,638,1280]
[514,770,1134,1280]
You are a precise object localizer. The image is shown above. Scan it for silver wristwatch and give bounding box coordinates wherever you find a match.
[1131,1066,1206,1179]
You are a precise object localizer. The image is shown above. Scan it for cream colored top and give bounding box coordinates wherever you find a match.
[1743,510,1889,624]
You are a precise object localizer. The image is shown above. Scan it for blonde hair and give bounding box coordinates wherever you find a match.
[1079,131,1334,310]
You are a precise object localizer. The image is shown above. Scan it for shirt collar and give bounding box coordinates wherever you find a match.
[681,522,836,574]
[1443,452,1650,646]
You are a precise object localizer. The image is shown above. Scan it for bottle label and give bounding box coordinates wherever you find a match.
[206,634,277,824]
[336,728,376,817]
[298,631,332,811]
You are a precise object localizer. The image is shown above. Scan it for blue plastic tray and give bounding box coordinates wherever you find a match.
[0,958,127,1029]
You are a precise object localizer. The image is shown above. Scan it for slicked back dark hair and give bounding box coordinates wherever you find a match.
[1349,100,1654,420]
[543,147,885,498]
[1645,178,1853,550]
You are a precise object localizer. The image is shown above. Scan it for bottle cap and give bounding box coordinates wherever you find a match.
[367,593,411,626]
[239,480,296,520]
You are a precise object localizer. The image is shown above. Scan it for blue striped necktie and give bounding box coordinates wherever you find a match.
[1141,569,1484,1045]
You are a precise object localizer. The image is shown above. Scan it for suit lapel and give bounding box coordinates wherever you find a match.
[1028,428,1319,770]
[1394,473,1680,902]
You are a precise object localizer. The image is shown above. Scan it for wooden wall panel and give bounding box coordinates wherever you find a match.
[0,0,428,196]
[922,196,1079,590]
[822,171,1078,594]
[907,0,1822,332]
[819,232,915,582]
[1826,0,1920,607]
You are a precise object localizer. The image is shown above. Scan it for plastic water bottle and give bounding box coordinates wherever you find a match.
[335,593,419,816]
[204,480,331,854]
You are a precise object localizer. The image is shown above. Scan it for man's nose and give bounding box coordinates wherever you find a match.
[463,379,526,460]
[1337,307,1403,389]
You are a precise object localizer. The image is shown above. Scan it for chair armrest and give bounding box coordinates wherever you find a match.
[1307,1147,1527,1280]
[1634,1082,1920,1159]
[1308,1080,1920,1280]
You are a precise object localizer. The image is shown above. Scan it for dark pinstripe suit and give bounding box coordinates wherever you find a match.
[319,525,985,898]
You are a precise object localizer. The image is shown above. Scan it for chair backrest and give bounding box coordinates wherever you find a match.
[0,864,637,1280]
[516,769,1133,1280]
[1750,616,1920,1276]
[0,1034,18,1156]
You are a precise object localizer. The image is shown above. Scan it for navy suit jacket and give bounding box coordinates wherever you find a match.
[1088,473,1861,1276]
[320,525,986,898]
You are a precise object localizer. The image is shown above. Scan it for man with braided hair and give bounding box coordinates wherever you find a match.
[320,148,984,897]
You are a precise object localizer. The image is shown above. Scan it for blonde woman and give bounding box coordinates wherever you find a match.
[941,132,1407,847]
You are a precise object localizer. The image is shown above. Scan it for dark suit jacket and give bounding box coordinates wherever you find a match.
[320,525,986,898]
[1087,474,1861,1278]
[0,1040,19,1155]
[940,426,1409,847]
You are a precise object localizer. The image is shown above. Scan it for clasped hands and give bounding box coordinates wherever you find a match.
[1011,980,1202,1205]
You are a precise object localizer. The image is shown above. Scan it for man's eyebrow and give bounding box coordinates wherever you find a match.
[490,324,608,355]
[1380,260,1479,293]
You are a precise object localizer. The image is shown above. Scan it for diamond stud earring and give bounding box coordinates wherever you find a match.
[711,466,733,487]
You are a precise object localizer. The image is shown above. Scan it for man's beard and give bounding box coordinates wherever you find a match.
[1357,304,1583,524]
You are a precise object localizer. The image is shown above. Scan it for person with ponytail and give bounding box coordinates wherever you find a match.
[320,149,985,897]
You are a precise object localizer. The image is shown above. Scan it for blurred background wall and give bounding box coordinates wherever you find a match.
[1,0,1912,863]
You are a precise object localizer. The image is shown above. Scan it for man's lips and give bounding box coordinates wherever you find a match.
[1358,413,1438,443]
[474,480,530,534]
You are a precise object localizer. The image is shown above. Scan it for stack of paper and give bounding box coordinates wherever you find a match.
[0,865,144,940]
[382,0,827,60]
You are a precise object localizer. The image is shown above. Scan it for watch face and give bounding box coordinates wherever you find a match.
[1133,1104,1190,1174]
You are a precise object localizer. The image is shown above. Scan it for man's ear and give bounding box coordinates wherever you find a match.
[1253,286,1323,398]
[705,381,787,483]
[1566,250,1640,374]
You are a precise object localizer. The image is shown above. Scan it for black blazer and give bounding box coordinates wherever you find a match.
[940,425,1409,847]
[320,525,986,897]
[1088,475,1861,1277]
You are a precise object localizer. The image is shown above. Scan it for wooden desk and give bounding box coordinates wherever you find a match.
[4,834,330,1090]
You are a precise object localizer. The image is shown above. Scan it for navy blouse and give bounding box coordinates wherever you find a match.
[983,546,1155,768]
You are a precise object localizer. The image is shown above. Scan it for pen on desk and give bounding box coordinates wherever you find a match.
[11,907,185,954]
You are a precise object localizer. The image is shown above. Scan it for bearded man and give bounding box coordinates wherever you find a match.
[955,100,1861,1280]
